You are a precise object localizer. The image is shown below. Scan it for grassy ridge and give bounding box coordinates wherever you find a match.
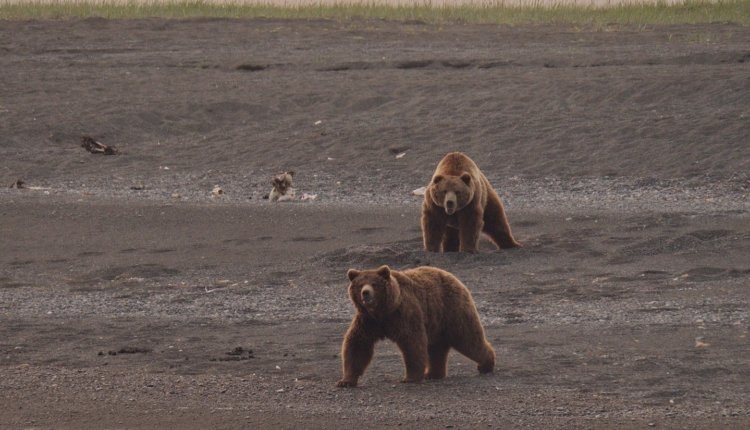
[0,0,748,24]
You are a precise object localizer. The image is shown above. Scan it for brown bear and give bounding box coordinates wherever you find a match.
[337,265,495,387]
[422,152,520,253]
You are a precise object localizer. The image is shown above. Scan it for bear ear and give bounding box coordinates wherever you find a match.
[347,269,361,282]
[376,265,391,279]
[460,173,472,185]
[433,175,444,185]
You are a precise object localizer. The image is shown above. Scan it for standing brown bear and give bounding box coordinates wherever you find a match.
[422,152,520,253]
[337,265,495,388]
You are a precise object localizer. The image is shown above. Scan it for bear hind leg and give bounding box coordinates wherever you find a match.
[452,336,495,375]
[482,199,520,249]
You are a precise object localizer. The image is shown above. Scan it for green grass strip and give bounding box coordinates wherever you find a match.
[0,0,748,25]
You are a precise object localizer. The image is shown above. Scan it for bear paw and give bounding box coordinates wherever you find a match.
[424,372,446,380]
[477,361,494,374]
[336,379,358,388]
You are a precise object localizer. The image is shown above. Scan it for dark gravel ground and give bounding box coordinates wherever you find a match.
[1,18,749,429]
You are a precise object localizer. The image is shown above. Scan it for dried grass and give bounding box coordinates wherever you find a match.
[0,0,748,24]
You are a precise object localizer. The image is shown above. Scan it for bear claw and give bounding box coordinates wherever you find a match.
[336,380,357,388]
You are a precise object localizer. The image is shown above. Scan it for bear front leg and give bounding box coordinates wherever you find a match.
[458,208,484,253]
[337,317,376,388]
[425,342,451,380]
[441,227,460,253]
[421,206,447,253]
[392,326,429,383]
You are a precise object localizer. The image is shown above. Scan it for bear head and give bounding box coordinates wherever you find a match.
[272,171,295,193]
[346,265,401,319]
[429,173,474,215]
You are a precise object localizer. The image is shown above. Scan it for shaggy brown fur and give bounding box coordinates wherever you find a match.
[337,265,495,388]
[422,152,520,253]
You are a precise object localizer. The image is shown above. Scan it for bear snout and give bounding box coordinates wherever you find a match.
[361,284,375,305]
[444,192,457,215]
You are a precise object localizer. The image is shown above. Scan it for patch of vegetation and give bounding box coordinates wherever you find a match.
[0,0,748,25]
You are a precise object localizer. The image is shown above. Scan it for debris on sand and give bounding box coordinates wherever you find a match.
[117,347,152,354]
[210,347,255,362]
[395,151,407,159]
[412,186,427,196]
[695,337,710,348]
[101,347,152,356]
[81,135,118,155]
[212,185,224,197]
[270,171,295,202]
[301,193,318,201]
[130,184,145,191]
[9,179,24,189]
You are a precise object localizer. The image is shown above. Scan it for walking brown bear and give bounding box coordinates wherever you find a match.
[337,265,495,387]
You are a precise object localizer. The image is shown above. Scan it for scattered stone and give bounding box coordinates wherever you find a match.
[9,179,24,189]
[389,146,409,154]
[117,347,152,354]
[212,185,224,197]
[210,346,255,361]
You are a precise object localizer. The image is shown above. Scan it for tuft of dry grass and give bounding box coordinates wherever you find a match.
[0,0,748,25]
